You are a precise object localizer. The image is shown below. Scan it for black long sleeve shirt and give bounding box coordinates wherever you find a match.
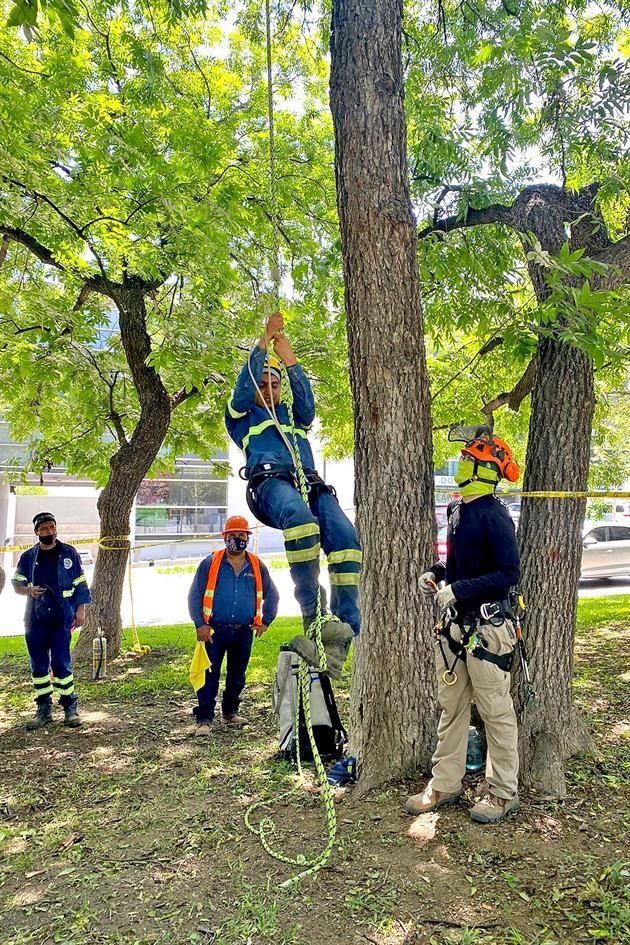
[432,495,520,614]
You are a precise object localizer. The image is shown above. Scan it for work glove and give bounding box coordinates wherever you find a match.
[420,571,437,596]
[436,584,456,608]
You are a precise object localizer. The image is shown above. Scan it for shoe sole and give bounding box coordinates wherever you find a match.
[405,794,462,815]
[26,719,52,732]
[470,802,520,824]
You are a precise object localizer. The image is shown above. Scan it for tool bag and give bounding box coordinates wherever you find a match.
[272,645,347,762]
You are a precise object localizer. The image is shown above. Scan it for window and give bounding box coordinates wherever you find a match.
[585,527,609,543]
[609,526,630,542]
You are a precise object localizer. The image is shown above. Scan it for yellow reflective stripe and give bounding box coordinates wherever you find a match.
[330,572,360,586]
[283,523,320,542]
[33,683,53,695]
[12,573,28,583]
[53,674,74,687]
[32,674,51,685]
[72,574,87,586]
[227,399,247,419]
[242,420,308,450]
[62,589,74,598]
[328,549,363,565]
[53,681,75,694]
[286,543,321,564]
[242,419,275,449]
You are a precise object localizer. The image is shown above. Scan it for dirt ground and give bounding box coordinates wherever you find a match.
[1,618,628,945]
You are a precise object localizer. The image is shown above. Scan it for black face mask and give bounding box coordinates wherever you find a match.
[225,536,248,554]
[38,534,55,546]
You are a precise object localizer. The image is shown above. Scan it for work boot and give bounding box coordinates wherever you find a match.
[405,785,462,815]
[470,792,520,824]
[25,705,53,731]
[223,713,246,726]
[289,634,321,667]
[321,620,353,647]
[321,620,353,680]
[63,706,82,728]
[194,720,214,737]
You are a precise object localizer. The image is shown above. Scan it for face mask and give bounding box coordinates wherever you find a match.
[39,534,56,546]
[454,458,498,498]
[225,536,248,553]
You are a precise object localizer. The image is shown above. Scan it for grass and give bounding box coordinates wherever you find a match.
[0,597,628,945]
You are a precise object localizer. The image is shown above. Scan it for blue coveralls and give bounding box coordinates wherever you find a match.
[188,552,279,721]
[225,346,362,634]
[13,542,91,707]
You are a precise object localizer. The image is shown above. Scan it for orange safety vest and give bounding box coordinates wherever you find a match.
[202,549,264,627]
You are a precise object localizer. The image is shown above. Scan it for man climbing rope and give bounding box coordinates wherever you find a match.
[12,512,91,730]
[406,426,521,824]
[187,515,279,735]
[225,312,360,674]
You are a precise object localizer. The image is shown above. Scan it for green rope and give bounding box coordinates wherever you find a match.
[243,0,338,886]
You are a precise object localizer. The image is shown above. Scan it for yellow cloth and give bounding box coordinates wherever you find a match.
[189,641,211,691]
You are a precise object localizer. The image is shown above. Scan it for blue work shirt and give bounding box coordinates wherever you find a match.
[225,345,316,477]
[432,495,520,612]
[188,551,279,630]
[12,540,91,632]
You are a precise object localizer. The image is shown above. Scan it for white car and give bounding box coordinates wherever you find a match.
[581,523,630,579]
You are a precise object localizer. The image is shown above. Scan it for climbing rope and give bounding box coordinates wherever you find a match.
[243,0,337,887]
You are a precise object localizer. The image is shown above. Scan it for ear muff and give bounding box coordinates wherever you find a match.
[503,460,520,483]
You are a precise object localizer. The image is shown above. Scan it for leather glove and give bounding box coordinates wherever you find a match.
[436,584,456,608]
[420,571,437,596]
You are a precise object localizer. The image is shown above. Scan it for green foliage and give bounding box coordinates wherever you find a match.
[0,0,345,481]
[406,0,630,479]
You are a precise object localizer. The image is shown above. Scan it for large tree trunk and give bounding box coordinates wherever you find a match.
[76,280,171,660]
[513,189,601,796]
[330,0,436,790]
[517,338,594,796]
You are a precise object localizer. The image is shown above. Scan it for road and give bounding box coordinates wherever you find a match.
[0,565,628,637]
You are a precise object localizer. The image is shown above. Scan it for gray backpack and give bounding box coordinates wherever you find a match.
[272,645,347,762]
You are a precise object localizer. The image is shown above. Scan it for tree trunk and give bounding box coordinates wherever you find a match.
[517,338,594,796]
[514,189,601,796]
[330,0,436,790]
[76,281,171,660]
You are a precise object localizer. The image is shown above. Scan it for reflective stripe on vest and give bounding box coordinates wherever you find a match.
[202,550,264,627]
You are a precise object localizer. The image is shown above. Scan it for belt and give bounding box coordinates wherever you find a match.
[210,622,251,632]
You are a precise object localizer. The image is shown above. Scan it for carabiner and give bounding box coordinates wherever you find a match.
[442,669,458,686]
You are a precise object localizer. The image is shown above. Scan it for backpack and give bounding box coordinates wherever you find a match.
[272,645,347,762]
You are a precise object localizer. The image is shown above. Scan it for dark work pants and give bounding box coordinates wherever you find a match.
[195,623,254,722]
[26,622,77,708]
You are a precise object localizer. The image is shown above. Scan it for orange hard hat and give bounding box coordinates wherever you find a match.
[223,515,252,535]
[462,434,520,483]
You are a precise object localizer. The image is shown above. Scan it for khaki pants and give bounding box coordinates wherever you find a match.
[429,620,519,800]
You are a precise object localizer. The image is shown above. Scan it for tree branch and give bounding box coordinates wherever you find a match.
[0,225,66,270]
[590,233,630,291]
[481,357,537,425]
[170,373,225,410]
[419,202,514,239]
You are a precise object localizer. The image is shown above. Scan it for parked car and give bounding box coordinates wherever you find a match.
[434,525,448,561]
[581,523,630,579]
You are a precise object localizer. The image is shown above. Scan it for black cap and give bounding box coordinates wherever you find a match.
[33,512,56,530]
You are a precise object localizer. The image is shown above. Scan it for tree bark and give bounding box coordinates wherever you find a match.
[513,191,600,796]
[330,0,436,790]
[75,280,171,659]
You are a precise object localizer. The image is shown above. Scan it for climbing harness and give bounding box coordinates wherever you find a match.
[243,0,338,887]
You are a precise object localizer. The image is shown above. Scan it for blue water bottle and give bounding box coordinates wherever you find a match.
[466,725,484,772]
